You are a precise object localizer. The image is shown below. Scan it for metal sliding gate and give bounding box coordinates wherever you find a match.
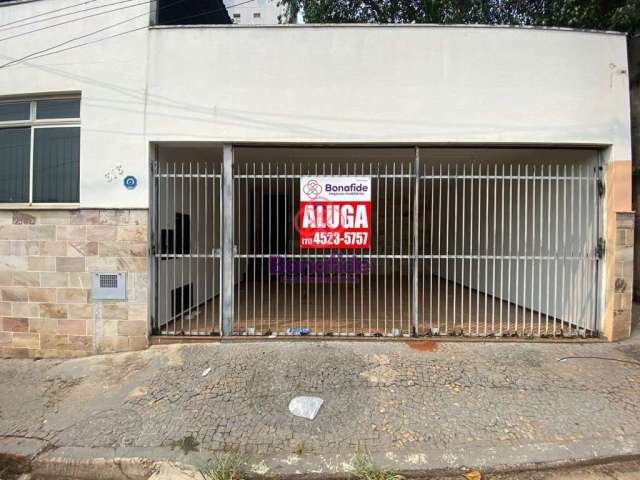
[151,147,602,338]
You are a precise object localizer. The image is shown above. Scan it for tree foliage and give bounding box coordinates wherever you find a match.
[278,0,640,34]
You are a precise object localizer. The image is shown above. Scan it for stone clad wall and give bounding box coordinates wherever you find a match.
[0,210,149,358]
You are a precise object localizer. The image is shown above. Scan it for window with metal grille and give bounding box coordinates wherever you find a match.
[0,97,80,204]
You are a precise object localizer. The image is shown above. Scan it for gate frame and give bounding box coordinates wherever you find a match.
[149,142,606,338]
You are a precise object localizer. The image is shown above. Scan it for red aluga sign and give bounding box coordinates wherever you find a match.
[299,176,371,248]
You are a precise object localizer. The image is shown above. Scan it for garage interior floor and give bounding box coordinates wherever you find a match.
[158,274,579,338]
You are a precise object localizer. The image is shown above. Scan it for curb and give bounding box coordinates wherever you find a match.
[3,449,640,479]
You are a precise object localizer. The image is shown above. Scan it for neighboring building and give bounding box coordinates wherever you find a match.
[224,0,282,25]
[0,0,634,358]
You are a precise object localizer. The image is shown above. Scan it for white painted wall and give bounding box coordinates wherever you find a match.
[0,1,632,209]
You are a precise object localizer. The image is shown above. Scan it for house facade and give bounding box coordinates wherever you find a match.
[0,0,634,358]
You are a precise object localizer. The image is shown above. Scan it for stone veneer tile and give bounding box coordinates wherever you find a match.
[1,287,28,302]
[0,225,27,240]
[2,317,28,332]
[86,226,117,242]
[117,321,146,336]
[70,210,99,225]
[40,303,68,319]
[101,303,129,320]
[40,241,67,256]
[68,304,92,319]
[99,242,146,257]
[28,287,57,303]
[56,226,87,242]
[28,257,56,272]
[67,242,98,257]
[0,256,28,272]
[0,303,11,315]
[29,318,58,334]
[68,272,91,288]
[11,333,40,349]
[40,272,69,288]
[56,257,85,272]
[28,225,56,241]
[58,319,86,336]
[57,288,89,304]
[12,302,39,318]
[12,272,40,287]
[117,226,147,242]
[99,211,130,225]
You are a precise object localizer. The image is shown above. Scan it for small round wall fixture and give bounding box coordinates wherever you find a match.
[123,176,138,190]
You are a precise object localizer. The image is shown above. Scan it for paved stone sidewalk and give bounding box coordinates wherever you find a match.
[1,333,640,477]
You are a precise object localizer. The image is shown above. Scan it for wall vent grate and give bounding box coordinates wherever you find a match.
[92,272,127,300]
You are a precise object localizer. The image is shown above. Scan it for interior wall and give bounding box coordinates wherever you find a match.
[425,148,600,325]
[156,146,222,325]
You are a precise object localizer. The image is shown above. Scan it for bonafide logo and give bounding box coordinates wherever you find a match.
[303,179,323,200]
[269,254,371,283]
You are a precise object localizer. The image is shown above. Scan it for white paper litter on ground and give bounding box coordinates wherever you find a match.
[202,367,211,377]
[288,396,324,420]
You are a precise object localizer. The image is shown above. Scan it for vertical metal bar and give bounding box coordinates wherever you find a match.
[283,162,288,332]
[437,164,442,333]
[569,164,575,330]
[221,145,234,336]
[514,164,521,333]
[461,163,466,334]
[468,163,473,334]
[392,161,396,334]
[165,160,170,334]
[316,162,320,334]
[452,164,458,331]
[188,160,192,335]
[196,161,200,334]
[484,164,489,336]
[236,163,241,333]
[180,161,184,333]
[476,164,481,336]
[275,163,278,332]
[577,164,583,331]
[554,164,560,335]
[399,161,404,333]
[412,147,420,336]
[267,162,271,331]
[492,164,498,334]
[376,161,381,334]
[500,163,506,336]
[368,161,372,335]
[219,161,223,331]
[507,164,512,334]
[538,165,543,336]
[329,161,333,333]
[204,163,208,334]
[530,165,536,334]
[384,162,388,334]
[546,165,552,335]
[430,164,435,332]
[254,162,257,333]
[561,164,568,333]
[523,164,528,334]
[445,164,450,334]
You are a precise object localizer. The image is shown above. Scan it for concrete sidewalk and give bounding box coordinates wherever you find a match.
[1,331,640,479]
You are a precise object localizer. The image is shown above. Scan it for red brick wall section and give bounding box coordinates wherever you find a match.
[0,210,149,358]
